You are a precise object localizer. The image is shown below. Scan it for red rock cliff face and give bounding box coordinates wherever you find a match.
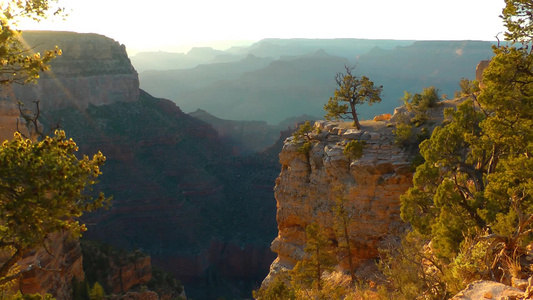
[13,31,139,111]
[265,120,413,283]
[0,86,22,140]
[0,231,85,300]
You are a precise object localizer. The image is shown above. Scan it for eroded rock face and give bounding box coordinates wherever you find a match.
[0,85,22,140]
[265,120,413,283]
[11,231,84,300]
[109,257,152,294]
[13,31,139,111]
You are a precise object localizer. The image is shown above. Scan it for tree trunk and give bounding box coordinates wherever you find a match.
[350,103,361,129]
[342,219,356,285]
[316,248,322,291]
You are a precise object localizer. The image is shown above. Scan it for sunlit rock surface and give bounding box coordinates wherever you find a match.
[265,119,413,284]
[13,31,139,111]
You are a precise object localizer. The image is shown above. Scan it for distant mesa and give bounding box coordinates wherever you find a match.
[135,38,496,124]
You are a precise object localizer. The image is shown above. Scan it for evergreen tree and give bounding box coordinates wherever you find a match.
[502,0,533,43]
[0,131,109,285]
[88,282,105,300]
[331,186,356,285]
[291,223,336,293]
[400,2,533,288]
[324,66,382,130]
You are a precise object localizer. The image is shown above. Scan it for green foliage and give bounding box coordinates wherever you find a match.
[448,237,491,285]
[9,292,55,300]
[379,232,451,300]
[0,1,62,86]
[324,66,382,129]
[292,121,317,156]
[0,131,109,285]
[291,223,336,292]
[297,141,313,156]
[252,271,296,300]
[331,186,356,285]
[343,140,365,161]
[292,121,313,142]
[392,122,413,145]
[402,86,440,127]
[502,0,533,43]
[458,78,480,96]
[399,4,533,293]
[88,282,104,300]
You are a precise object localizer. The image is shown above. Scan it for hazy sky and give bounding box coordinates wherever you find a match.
[18,0,508,54]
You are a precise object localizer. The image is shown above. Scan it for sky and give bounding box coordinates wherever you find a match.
[16,0,508,55]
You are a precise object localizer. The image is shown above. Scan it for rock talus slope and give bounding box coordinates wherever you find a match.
[265,120,413,282]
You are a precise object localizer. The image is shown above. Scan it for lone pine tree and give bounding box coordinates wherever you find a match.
[324,66,382,130]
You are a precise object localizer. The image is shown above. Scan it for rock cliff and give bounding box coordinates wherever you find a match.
[80,241,152,294]
[13,31,139,111]
[8,231,84,299]
[7,31,278,299]
[0,85,24,140]
[265,119,414,283]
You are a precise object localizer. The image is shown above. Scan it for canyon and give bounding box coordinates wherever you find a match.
[1,31,499,299]
[9,31,279,299]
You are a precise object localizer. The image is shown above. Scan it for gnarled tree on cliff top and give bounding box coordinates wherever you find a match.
[324,66,382,130]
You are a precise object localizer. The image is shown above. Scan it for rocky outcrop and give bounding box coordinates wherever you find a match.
[5,231,85,300]
[13,31,139,111]
[109,256,152,294]
[451,280,524,300]
[476,60,491,83]
[265,119,413,283]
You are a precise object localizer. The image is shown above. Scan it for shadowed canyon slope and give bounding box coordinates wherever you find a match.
[12,31,279,300]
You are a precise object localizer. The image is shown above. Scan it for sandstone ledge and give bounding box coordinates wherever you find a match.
[265,119,413,284]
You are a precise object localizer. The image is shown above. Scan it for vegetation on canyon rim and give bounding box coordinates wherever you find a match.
[391,0,533,298]
[323,65,383,130]
[256,0,533,299]
[0,1,110,298]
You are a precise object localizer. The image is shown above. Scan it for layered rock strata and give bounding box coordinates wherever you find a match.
[13,31,139,111]
[266,119,413,282]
